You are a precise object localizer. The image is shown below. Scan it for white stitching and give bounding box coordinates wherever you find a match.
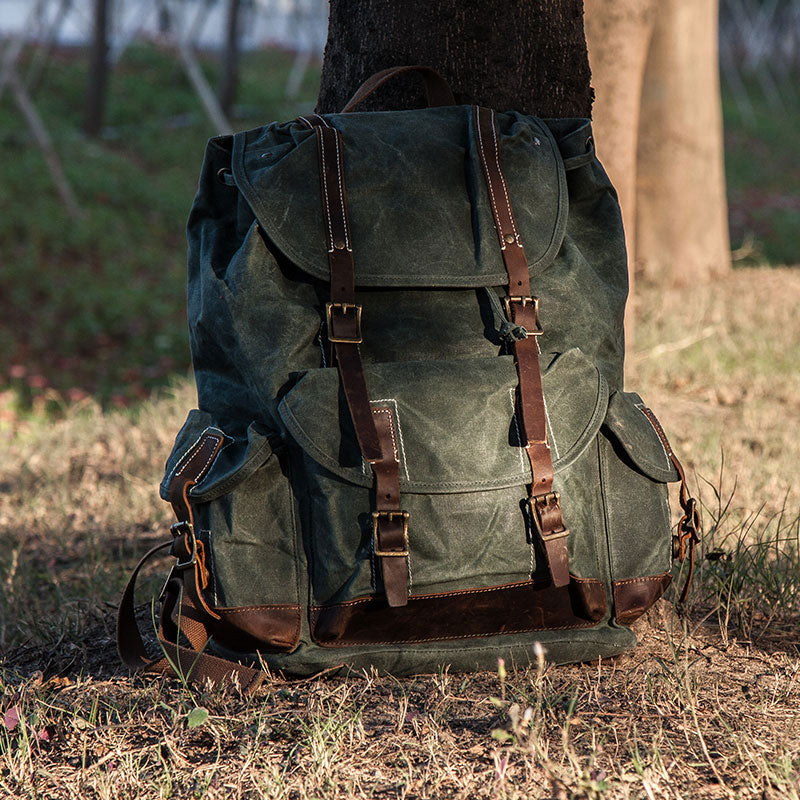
[170,431,222,483]
[474,107,505,249]
[333,131,352,251]
[542,390,559,461]
[509,388,527,477]
[490,109,520,243]
[311,113,332,129]
[363,399,409,480]
[317,129,335,252]
[317,322,327,367]
[297,115,313,129]
[372,407,399,462]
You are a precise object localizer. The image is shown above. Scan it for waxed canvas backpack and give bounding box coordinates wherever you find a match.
[118,67,700,690]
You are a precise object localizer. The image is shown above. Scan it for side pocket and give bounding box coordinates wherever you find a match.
[161,412,302,652]
[599,392,680,625]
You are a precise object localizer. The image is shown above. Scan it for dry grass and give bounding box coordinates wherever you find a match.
[1,266,799,798]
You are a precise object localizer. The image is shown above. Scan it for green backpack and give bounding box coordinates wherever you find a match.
[118,67,699,690]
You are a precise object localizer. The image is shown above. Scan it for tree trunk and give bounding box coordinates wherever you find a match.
[218,0,241,116]
[84,0,109,138]
[636,0,731,286]
[317,0,591,117]
[584,0,658,339]
[586,0,730,291]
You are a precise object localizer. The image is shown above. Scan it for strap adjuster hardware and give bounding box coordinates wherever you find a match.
[503,296,542,335]
[170,521,198,569]
[372,510,410,557]
[326,302,363,344]
[528,492,569,541]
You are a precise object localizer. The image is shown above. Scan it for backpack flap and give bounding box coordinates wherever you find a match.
[230,106,568,288]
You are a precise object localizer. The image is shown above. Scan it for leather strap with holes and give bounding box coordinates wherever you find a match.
[299,113,409,607]
[473,105,570,588]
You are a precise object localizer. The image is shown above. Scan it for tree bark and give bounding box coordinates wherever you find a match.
[317,0,591,117]
[635,0,731,286]
[83,0,109,137]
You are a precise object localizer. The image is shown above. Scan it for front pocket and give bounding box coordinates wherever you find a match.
[277,351,610,642]
[599,392,680,624]
[161,411,302,651]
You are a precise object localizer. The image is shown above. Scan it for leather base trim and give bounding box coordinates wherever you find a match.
[613,574,672,625]
[310,576,606,647]
[208,604,302,652]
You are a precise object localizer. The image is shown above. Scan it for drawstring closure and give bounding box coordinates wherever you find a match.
[481,287,529,345]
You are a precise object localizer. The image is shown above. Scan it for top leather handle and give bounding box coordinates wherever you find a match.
[341,66,455,113]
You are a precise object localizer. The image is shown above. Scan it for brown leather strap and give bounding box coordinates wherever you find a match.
[372,407,409,607]
[473,105,570,588]
[167,428,227,621]
[299,114,409,606]
[640,407,701,604]
[116,543,265,693]
[341,66,455,113]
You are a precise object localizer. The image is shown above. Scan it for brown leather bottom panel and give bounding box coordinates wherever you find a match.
[212,605,302,652]
[310,577,607,647]
[613,574,672,625]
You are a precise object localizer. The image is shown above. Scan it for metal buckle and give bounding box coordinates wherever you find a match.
[503,296,542,335]
[326,302,363,344]
[372,510,410,557]
[675,497,700,561]
[170,521,198,569]
[528,492,568,541]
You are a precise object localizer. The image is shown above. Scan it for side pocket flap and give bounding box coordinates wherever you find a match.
[160,410,274,503]
[603,392,679,483]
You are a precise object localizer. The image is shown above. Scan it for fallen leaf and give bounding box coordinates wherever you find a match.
[3,707,20,731]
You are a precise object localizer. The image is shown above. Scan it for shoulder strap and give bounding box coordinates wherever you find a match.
[298,113,410,607]
[472,105,570,588]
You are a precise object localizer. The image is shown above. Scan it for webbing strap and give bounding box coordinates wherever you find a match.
[116,541,265,693]
[299,113,409,607]
[473,105,570,588]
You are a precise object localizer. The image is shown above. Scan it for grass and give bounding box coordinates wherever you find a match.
[1,270,799,798]
[0,44,320,408]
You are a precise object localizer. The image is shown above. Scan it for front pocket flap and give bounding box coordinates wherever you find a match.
[160,410,274,503]
[603,392,680,483]
[278,349,607,493]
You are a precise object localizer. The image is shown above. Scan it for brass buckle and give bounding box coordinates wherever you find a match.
[675,497,700,561]
[529,492,568,541]
[372,510,410,557]
[503,296,542,335]
[326,302,363,344]
[170,521,198,569]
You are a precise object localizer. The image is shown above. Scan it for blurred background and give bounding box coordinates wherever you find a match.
[0,0,797,414]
